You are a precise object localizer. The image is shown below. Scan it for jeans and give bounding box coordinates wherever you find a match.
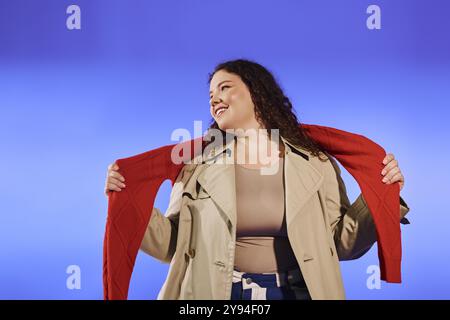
[230,267,312,300]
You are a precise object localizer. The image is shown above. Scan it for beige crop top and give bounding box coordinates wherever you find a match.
[234,156,300,273]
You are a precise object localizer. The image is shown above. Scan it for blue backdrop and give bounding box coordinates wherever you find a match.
[0,0,449,299]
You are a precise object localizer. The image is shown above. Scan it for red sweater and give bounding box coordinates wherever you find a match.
[103,124,404,300]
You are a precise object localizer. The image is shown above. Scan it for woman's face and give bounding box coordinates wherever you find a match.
[209,70,262,132]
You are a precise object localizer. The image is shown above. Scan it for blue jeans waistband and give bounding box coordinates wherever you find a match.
[232,267,306,288]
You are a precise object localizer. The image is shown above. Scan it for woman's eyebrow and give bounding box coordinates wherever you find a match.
[209,80,233,95]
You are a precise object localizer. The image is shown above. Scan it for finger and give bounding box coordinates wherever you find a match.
[383,167,400,182]
[381,159,398,175]
[108,177,126,188]
[386,172,403,184]
[383,166,400,182]
[383,153,395,164]
[108,162,119,171]
[108,179,125,190]
[107,183,122,192]
[108,171,125,182]
[109,170,125,182]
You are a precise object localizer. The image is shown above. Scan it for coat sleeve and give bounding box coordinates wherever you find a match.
[139,167,186,264]
[323,156,411,261]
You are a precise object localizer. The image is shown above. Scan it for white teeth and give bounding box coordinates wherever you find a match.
[216,107,228,117]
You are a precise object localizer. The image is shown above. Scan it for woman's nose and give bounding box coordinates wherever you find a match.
[211,96,222,107]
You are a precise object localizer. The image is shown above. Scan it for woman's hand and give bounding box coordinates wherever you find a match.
[381,153,405,191]
[104,162,126,196]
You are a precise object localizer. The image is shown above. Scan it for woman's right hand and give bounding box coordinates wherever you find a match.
[104,162,126,196]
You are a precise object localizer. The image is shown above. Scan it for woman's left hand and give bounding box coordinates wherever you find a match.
[381,153,405,191]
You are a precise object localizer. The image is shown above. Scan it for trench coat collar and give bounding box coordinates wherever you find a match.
[196,134,324,232]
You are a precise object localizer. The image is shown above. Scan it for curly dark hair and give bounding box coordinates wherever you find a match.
[206,58,327,161]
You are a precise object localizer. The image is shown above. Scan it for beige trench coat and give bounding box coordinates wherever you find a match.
[139,135,410,300]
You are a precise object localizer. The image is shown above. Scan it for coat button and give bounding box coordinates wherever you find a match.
[245,277,253,284]
[188,248,195,258]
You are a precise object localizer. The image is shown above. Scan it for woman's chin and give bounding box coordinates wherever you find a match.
[216,118,233,131]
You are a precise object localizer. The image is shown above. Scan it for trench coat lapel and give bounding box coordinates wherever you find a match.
[196,137,237,232]
[196,134,324,232]
[281,136,324,227]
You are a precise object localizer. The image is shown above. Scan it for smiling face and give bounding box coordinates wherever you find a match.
[209,70,263,132]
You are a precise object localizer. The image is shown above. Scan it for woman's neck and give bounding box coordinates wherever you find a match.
[233,129,284,166]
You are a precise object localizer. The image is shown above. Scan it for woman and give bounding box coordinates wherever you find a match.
[104,59,409,300]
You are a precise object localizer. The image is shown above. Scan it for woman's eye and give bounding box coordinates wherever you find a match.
[221,85,230,91]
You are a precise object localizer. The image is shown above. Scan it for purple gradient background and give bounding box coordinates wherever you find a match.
[0,0,449,299]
